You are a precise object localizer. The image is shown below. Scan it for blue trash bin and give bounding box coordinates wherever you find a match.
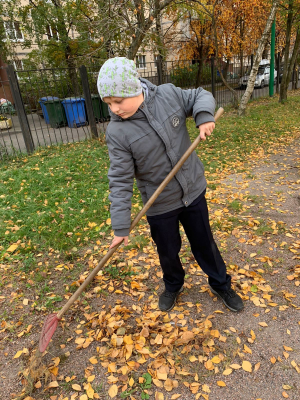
[39,96,59,124]
[61,97,87,128]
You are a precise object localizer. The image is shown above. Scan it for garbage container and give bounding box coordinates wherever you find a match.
[89,94,102,122]
[39,96,59,124]
[61,97,87,128]
[44,99,68,129]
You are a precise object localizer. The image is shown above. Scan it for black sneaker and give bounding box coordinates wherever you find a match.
[159,286,184,312]
[209,286,244,312]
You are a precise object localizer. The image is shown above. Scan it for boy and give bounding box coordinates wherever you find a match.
[97,57,244,313]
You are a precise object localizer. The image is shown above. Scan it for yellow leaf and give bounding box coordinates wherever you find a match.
[254,362,261,371]
[80,395,88,400]
[153,379,163,388]
[282,391,289,398]
[75,337,85,345]
[89,356,98,364]
[242,361,252,372]
[86,383,94,399]
[171,395,182,400]
[72,384,82,391]
[108,384,118,398]
[35,381,42,388]
[23,298,29,305]
[189,356,197,362]
[155,392,164,400]
[129,377,134,387]
[106,218,111,225]
[244,345,252,354]
[48,381,59,388]
[164,379,174,391]
[282,385,292,390]
[202,384,210,393]
[217,381,226,387]
[259,322,268,327]
[211,356,221,364]
[13,350,24,359]
[223,368,232,375]
[87,375,95,383]
[250,253,257,258]
[270,357,276,364]
[283,346,293,351]
[230,364,241,369]
[7,244,18,253]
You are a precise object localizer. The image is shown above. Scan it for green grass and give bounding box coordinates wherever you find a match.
[1,92,300,259]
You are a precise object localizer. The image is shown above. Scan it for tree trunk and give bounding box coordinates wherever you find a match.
[66,53,80,96]
[238,0,279,116]
[281,27,300,98]
[195,43,204,87]
[155,0,166,84]
[279,0,294,102]
[223,58,230,83]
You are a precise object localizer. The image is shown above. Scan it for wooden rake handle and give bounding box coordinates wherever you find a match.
[57,107,224,319]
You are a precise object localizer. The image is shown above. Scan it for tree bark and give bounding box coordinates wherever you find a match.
[238,0,279,116]
[281,26,300,99]
[279,0,294,102]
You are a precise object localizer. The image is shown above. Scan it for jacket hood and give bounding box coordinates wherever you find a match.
[108,78,157,122]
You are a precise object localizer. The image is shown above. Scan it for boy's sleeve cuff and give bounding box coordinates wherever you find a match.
[114,228,130,237]
[195,112,215,127]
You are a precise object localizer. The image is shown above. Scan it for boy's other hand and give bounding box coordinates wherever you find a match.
[199,121,215,141]
[109,236,129,249]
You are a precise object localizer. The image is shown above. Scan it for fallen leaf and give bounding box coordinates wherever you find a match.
[242,361,252,372]
[223,368,233,375]
[48,381,59,388]
[217,381,226,387]
[108,384,118,398]
[72,384,82,391]
[89,357,98,364]
[259,322,268,327]
[13,350,24,359]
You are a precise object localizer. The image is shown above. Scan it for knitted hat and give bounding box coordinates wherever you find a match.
[97,57,142,99]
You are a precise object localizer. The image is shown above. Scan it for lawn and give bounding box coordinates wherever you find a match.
[0,91,300,400]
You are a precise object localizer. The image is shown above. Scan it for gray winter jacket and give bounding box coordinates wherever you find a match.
[105,78,216,236]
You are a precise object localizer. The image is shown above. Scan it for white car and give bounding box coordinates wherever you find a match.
[239,60,277,89]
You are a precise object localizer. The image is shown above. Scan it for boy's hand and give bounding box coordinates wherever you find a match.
[109,236,128,249]
[199,121,215,141]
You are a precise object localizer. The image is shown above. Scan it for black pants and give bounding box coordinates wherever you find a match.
[147,193,231,292]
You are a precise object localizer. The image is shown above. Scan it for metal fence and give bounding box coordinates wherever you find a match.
[0,56,298,159]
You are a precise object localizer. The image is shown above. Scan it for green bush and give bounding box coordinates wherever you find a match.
[170,63,212,88]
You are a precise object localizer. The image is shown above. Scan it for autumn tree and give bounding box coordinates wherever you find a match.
[238,0,279,115]
[279,0,300,102]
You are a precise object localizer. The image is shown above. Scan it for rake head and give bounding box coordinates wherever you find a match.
[39,313,61,353]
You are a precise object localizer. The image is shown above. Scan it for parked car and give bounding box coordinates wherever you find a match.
[239,59,277,89]
[278,66,300,83]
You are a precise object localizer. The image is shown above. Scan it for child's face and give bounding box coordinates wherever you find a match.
[103,94,143,119]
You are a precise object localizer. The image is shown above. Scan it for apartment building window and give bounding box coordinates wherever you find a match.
[136,55,146,69]
[46,25,59,40]
[4,21,24,41]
